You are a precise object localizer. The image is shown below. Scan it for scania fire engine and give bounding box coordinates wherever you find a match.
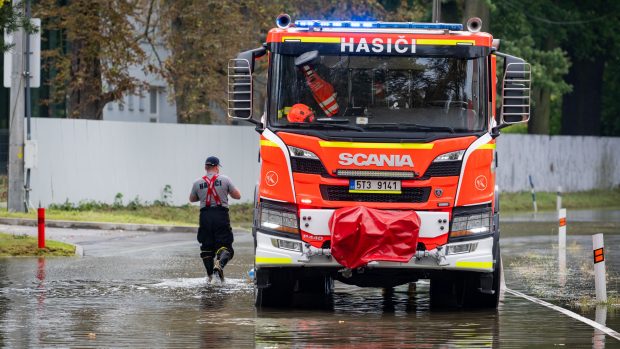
[228,14,531,308]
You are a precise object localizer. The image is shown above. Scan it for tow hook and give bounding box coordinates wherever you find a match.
[414,246,448,266]
[302,243,332,261]
[339,268,353,278]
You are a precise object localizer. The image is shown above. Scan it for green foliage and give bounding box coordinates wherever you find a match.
[113,193,124,208]
[0,0,36,52]
[602,57,620,136]
[500,123,527,134]
[154,185,173,207]
[491,1,572,135]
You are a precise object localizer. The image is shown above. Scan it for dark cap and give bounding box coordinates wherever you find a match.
[205,156,221,167]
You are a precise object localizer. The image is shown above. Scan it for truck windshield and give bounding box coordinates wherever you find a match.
[269,54,486,133]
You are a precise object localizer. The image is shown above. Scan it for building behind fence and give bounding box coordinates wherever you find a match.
[27,118,620,207]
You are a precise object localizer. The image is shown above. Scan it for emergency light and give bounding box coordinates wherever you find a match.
[294,20,463,31]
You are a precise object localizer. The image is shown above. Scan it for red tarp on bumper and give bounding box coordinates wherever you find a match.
[329,207,421,269]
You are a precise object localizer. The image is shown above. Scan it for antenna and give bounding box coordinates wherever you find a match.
[432,0,441,23]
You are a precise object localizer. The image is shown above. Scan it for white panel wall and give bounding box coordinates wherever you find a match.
[496,134,620,192]
[28,118,620,207]
[30,118,260,206]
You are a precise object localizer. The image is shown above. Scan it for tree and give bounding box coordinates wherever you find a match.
[156,0,394,124]
[1,0,35,53]
[35,0,158,119]
[559,0,620,136]
[490,0,571,135]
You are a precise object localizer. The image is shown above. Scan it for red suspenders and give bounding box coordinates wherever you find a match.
[202,175,222,207]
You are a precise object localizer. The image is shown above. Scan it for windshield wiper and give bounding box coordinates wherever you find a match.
[315,120,364,131]
[282,121,364,132]
[365,123,455,133]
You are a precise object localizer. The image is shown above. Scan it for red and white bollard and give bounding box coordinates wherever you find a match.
[558,208,567,287]
[558,208,567,250]
[37,207,45,249]
[593,234,607,303]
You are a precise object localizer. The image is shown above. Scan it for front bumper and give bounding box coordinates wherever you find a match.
[255,230,495,273]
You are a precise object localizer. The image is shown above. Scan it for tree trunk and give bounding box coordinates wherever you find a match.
[168,8,210,124]
[529,87,550,134]
[67,38,104,119]
[561,56,605,135]
[462,0,490,32]
[65,1,105,120]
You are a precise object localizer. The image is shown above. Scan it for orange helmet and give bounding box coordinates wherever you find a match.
[287,104,315,123]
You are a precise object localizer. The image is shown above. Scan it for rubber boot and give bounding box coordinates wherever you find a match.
[200,251,214,277]
[218,249,232,269]
[214,247,231,282]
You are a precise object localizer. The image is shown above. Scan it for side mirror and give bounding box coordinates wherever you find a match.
[497,53,531,124]
[227,47,266,121]
[227,59,253,120]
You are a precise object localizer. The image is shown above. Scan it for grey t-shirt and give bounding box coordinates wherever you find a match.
[190,173,237,208]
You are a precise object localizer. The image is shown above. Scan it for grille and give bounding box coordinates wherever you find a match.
[320,185,430,203]
[423,161,462,177]
[291,158,328,175]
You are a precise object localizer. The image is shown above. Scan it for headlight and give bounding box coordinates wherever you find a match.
[449,207,492,240]
[433,150,465,162]
[260,203,299,234]
[288,146,319,160]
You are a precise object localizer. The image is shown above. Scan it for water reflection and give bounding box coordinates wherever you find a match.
[256,282,501,348]
[593,305,607,349]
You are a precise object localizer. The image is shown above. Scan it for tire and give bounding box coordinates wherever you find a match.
[255,270,334,309]
[294,274,334,309]
[430,247,501,309]
[464,248,501,308]
[430,275,465,308]
[255,269,295,308]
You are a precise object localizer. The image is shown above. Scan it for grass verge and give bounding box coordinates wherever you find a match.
[0,233,76,256]
[499,188,620,213]
[0,189,616,228]
[0,203,253,229]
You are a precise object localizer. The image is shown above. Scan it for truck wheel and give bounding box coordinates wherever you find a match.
[255,269,295,308]
[431,249,502,309]
[464,250,501,308]
[294,274,334,308]
[429,276,465,308]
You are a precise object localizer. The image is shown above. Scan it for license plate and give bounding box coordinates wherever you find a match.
[349,179,402,194]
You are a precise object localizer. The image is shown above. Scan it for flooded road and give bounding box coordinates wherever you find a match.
[0,213,619,348]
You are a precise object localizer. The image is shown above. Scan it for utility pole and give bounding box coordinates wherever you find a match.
[8,0,26,212]
[432,0,441,23]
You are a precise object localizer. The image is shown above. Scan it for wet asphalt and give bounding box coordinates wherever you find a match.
[0,211,619,348]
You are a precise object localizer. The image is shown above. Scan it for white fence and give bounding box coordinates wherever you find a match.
[496,135,620,192]
[30,118,259,207]
[28,118,620,207]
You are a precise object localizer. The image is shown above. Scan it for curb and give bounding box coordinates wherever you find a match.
[0,217,197,233]
[74,243,84,257]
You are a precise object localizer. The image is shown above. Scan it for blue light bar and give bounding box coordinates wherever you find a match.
[293,20,463,31]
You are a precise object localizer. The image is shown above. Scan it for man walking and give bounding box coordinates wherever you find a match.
[190,156,241,282]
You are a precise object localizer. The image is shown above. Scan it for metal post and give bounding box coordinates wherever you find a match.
[24,0,32,212]
[556,186,562,211]
[529,175,537,213]
[592,234,607,303]
[8,0,26,212]
[432,0,441,23]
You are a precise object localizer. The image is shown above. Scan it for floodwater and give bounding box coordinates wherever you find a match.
[0,212,618,348]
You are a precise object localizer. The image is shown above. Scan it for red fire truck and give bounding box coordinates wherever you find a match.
[228,15,530,308]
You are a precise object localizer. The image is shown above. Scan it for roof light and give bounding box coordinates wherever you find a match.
[293,20,463,31]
